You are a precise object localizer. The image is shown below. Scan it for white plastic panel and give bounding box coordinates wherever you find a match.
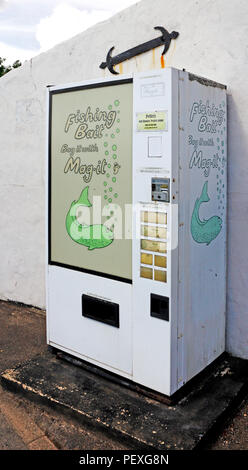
[148,136,162,157]
[132,69,177,395]
[47,265,133,376]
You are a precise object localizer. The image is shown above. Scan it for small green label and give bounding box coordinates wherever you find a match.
[137,111,167,131]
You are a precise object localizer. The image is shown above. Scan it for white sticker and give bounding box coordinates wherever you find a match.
[141,82,165,98]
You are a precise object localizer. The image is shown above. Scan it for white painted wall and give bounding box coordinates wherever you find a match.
[0,0,247,359]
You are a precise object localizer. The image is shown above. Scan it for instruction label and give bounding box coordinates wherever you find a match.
[137,111,167,131]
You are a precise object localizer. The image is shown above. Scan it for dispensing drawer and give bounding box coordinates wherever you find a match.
[82,295,119,328]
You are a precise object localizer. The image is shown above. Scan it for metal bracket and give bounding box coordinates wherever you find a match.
[99,26,179,75]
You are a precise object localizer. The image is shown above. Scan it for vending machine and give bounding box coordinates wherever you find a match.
[46,68,227,396]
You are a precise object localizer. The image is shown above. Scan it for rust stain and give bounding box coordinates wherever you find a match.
[161,54,165,69]
[119,63,123,74]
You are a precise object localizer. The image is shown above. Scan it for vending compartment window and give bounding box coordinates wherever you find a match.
[140,253,153,265]
[140,266,153,279]
[141,225,167,239]
[140,211,167,225]
[141,239,167,253]
[82,295,119,328]
[141,211,157,223]
[154,255,167,268]
[150,293,169,321]
[154,269,167,283]
[157,212,167,225]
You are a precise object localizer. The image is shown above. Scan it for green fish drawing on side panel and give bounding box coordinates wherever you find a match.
[191,181,222,245]
[66,186,114,250]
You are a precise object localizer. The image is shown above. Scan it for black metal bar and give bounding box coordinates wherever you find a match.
[100,37,165,69]
[99,26,179,75]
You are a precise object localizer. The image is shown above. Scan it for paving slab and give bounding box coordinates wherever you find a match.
[0,300,132,450]
[1,351,248,450]
[0,411,27,450]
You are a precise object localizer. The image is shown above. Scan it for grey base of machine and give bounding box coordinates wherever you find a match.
[1,351,248,450]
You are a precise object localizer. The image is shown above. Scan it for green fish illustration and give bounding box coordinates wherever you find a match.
[191,181,222,245]
[66,186,114,250]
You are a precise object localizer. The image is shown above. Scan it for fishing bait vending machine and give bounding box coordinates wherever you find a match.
[47,68,227,396]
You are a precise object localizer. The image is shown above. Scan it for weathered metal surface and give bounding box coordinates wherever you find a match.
[188,72,227,89]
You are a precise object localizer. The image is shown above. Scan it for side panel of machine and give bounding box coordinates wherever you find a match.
[177,72,227,386]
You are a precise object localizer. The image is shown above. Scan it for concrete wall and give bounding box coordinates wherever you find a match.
[0,0,247,359]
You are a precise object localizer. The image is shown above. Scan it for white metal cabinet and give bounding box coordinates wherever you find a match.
[47,68,227,395]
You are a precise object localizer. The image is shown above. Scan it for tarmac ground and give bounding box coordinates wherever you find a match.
[0,300,247,450]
